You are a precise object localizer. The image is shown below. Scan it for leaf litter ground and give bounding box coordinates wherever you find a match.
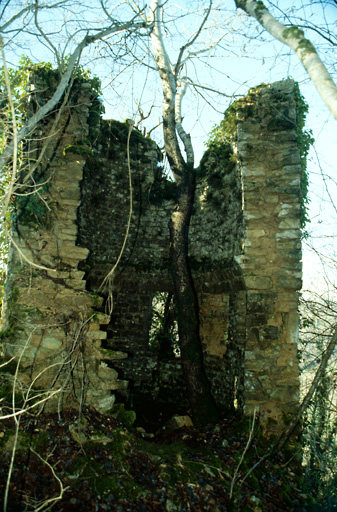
[0,407,311,511]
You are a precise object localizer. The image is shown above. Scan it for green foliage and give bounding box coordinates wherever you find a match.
[302,365,337,511]
[293,82,314,230]
[205,82,312,230]
[13,181,55,228]
[110,403,137,428]
[63,140,93,157]
[0,58,102,282]
[149,178,176,204]
[206,84,268,146]
[198,142,235,181]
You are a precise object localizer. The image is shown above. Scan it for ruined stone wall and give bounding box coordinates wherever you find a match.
[0,78,127,412]
[0,75,302,430]
[233,80,302,428]
[76,115,245,415]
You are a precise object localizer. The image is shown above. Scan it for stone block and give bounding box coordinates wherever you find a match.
[276,229,300,241]
[87,330,107,340]
[165,415,194,432]
[41,336,63,350]
[245,276,273,290]
[100,349,128,360]
[93,312,111,325]
[65,279,86,290]
[109,379,129,391]
[58,242,89,260]
[88,322,100,332]
[247,229,266,238]
[242,166,265,177]
[279,218,300,230]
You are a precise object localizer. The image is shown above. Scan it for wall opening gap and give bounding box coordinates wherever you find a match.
[149,291,180,359]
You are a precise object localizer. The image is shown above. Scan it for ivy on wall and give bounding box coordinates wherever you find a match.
[202,81,313,230]
[0,59,102,228]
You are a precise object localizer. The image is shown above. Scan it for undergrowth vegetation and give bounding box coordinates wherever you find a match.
[0,403,315,512]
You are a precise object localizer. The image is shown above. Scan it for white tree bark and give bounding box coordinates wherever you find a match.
[150,0,196,176]
[176,78,194,167]
[150,0,186,182]
[235,0,337,121]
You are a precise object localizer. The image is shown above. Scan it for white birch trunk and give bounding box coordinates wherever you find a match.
[150,0,186,182]
[235,0,337,121]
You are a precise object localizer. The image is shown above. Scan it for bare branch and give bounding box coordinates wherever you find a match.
[276,328,337,453]
[175,0,213,76]
[0,15,147,171]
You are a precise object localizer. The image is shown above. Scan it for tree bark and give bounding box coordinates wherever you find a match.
[169,164,219,426]
[235,0,337,121]
[150,0,219,425]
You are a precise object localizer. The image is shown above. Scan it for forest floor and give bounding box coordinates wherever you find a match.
[0,405,315,512]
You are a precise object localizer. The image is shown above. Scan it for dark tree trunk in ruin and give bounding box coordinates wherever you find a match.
[169,165,219,426]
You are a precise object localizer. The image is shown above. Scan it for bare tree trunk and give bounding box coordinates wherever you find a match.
[170,165,219,425]
[150,0,219,424]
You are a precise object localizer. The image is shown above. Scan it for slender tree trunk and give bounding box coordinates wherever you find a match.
[170,164,219,426]
[235,0,337,120]
[150,0,219,425]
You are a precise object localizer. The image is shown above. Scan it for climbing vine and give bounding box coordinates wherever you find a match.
[0,59,101,300]
[203,81,313,229]
[0,58,101,185]
[293,81,314,230]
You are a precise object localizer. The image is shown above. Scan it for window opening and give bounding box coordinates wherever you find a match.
[149,292,180,358]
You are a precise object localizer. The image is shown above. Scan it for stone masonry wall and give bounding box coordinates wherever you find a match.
[76,115,245,416]
[1,78,127,412]
[0,75,302,430]
[233,80,302,429]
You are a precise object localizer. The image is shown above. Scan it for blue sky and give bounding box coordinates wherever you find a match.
[2,0,336,292]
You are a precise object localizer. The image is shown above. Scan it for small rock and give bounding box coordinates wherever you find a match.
[165,415,194,432]
[68,424,89,444]
[166,498,180,511]
[250,495,263,512]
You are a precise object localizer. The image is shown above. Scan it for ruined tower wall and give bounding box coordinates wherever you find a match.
[233,80,302,427]
[0,79,127,412]
[0,75,302,429]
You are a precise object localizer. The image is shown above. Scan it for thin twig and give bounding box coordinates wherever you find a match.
[229,408,257,500]
[101,119,134,313]
[30,448,70,512]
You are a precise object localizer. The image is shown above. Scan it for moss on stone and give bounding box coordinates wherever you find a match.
[110,403,136,428]
[63,141,93,157]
